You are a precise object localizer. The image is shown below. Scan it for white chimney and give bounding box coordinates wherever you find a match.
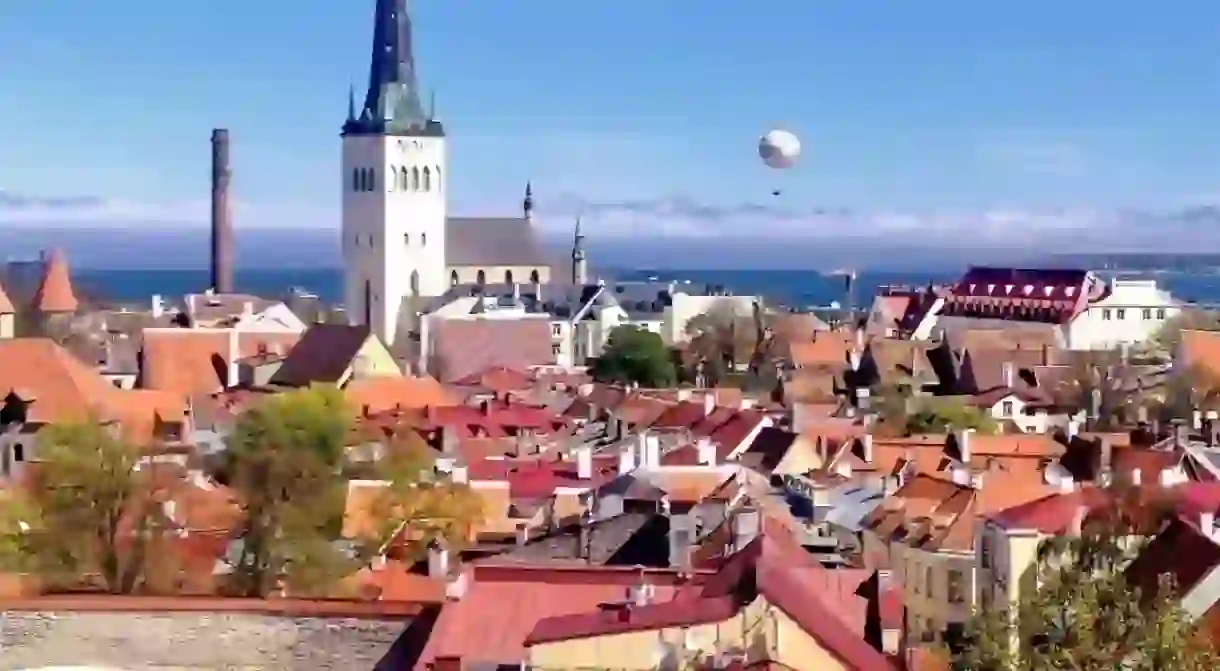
[740,398,755,410]
[645,435,661,469]
[1067,419,1080,440]
[1131,468,1142,486]
[241,301,254,320]
[451,464,469,484]
[226,329,240,388]
[151,294,163,319]
[861,434,874,463]
[703,393,715,417]
[1194,410,1204,431]
[618,443,637,474]
[1202,511,1216,538]
[697,437,717,466]
[427,544,450,579]
[576,446,593,479]
[1001,361,1014,388]
[635,433,648,466]
[512,283,521,304]
[1058,474,1075,493]
[956,428,974,463]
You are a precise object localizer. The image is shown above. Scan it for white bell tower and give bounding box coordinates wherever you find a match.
[341,0,447,347]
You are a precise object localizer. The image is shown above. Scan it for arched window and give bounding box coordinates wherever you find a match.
[400,166,410,191]
[529,269,540,284]
[505,270,514,284]
[352,168,361,192]
[434,166,442,191]
[421,233,427,246]
[388,166,397,192]
[363,280,373,327]
[476,269,486,286]
[423,166,432,191]
[366,168,375,191]
[411,167,421,191]
[404,233,410,246]
[410,271,420,295]
[450,270,459,286]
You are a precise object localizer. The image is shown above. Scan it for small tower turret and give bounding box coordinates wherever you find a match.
[571,216,588,285]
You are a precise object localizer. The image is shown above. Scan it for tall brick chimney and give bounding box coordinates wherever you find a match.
[210,128,234,294]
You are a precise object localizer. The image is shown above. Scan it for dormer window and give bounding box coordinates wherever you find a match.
[1065,287,1075,297]
[1004,285,1014,294]
[986,284,996,294]
[1023,285,1034,295]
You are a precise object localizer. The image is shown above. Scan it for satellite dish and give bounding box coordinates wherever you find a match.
[759,128,801,170]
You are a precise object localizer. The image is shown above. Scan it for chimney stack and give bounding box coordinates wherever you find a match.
[210,128,234,294]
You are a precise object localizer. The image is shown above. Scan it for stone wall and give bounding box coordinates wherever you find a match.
[0,611,410,670]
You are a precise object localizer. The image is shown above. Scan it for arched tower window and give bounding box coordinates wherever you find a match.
[352,168,361,192]
[476,270,486,286]
[388,166,397,192]
[400,166,410,191]
[366,168,375,191]
[410,271,420,295]
[450,270,459,286]
[421,233,427,246]
[434,167,442,191]
[505,270,514,284]
[529,269,540,284]
[411,167,421,191]
[363,279,373,327]
[404,233,410,246]
[423,166,432,191]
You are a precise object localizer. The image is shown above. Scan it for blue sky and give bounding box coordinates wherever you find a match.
[2,0,1220,238]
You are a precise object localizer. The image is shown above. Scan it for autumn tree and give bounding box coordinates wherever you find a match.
[358,428,485,564]
[9,422,159,594]
[223,385,356,597]
[951,487,1220,670]
[904,398,998,435]
[1053,349,1154,430]
[592,326,677,388]
[224,386,484,597]
[1144,309,1220,361]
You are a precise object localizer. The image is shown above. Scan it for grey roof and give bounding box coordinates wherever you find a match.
[269,323,372,386]
[446,217,551,267]
[481,512,665,565]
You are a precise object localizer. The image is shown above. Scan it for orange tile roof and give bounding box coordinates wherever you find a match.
[1180,330,1220,380]
[789,331,853,368]
[31,249,79,313]
[141,328,301,396]
[344,376,458,415]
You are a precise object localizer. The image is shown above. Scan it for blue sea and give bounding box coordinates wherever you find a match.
[68,267,1220,309]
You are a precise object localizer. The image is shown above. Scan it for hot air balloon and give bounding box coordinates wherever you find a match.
[759,128,801,169]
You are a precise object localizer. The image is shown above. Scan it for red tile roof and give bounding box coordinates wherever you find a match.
[525,518,895,670]
[449,366,535,394]
[651,400,710,430]
[465,458,617,498]
[412,566,693,669]
[32,248,79,313]
[710,410,769,453]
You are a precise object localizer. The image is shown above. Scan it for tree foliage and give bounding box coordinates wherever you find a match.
[592,326,677,388]
[951,488,1220,670]
[223,386,484,597]
[682,299,779,390]
[9,422,157,594]
[1145,309,1220,361]
[223,385,355,597]
[904,397,999,435]
[1056,349,1148,430]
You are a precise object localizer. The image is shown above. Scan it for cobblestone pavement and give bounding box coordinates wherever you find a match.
[0,612,407,670]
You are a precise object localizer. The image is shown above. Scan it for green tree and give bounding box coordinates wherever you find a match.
[905,398,998,434]
[224,385,355,597]
[592,326,677,388]
[16,422,157,593]
[951,488,1220,670]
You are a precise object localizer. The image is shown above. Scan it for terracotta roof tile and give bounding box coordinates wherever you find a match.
[427,318,553,383]
[789,331,853,368]
[31,249,78,313]
[344,376,458,415]
[140,328,301,396]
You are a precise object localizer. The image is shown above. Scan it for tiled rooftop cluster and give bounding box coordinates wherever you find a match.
[0,256,1213,670]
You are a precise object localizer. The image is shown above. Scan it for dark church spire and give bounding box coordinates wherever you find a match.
[343,0,443,137]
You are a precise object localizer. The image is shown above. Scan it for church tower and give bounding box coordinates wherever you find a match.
[342,0,446,347]
[571,217,588,285]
